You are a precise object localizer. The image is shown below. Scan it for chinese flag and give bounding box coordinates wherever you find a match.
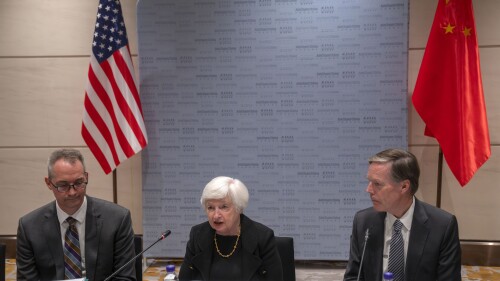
[412,0,490,186]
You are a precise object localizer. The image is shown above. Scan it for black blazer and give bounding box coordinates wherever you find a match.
[344,198,461,281]
[16,196,136,281]
[179,214,283,281]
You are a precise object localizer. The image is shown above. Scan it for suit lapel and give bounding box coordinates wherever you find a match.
[84,196,103,281]
[43,203,65,280]
[240,215,262,281]
[191,223,215,280]
[406,199,429,281]
[365,212,385,281]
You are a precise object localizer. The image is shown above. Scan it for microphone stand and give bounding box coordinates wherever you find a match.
[356,228,370,281]
[103,230,171,281]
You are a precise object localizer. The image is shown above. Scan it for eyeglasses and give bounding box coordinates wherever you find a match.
[49,173,88,193]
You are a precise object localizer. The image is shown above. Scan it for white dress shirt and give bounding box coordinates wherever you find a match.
[382,196,415,277]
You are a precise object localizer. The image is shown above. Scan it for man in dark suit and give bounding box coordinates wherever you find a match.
[16,148,136,281]
[344,148,461,281]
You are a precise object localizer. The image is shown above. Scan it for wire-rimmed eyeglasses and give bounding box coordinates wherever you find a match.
[49,172,88,193]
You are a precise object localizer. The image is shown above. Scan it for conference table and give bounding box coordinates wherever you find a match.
[5,258,500,280]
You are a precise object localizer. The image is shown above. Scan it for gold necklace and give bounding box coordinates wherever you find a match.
[214,231,240,258]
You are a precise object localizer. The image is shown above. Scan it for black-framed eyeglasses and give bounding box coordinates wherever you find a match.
[49,172,88,193]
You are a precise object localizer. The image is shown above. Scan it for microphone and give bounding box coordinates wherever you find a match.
[103,229,171,281]
[356,228,370,281]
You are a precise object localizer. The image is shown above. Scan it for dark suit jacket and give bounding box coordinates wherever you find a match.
[16,196,136,281]
[179,214,283,281]
[344,198,461,281]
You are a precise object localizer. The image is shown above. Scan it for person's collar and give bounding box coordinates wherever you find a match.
[56,196,87,225]
[387,196,415,231]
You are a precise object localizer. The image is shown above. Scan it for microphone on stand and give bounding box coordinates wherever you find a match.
[356,228,370,281]
[103,229,171,281]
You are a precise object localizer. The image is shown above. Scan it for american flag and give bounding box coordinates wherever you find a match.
[82,0,148,174]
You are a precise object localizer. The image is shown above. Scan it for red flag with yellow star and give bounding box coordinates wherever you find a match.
[412,0,490,186]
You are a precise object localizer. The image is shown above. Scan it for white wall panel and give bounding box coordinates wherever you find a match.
[441,146,500,240]
[0,58,88,147]
[0,0,137,57]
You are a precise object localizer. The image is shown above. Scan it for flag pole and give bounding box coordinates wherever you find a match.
[436,147,443,208]
[113,169,118,204]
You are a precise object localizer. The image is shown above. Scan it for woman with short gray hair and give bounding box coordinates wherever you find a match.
[179,176,283,281]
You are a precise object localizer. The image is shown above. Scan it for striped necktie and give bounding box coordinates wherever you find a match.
[64,217,82,279]
[387,219,405,281]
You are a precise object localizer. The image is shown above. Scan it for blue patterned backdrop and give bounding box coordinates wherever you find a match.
[138,0,408,260]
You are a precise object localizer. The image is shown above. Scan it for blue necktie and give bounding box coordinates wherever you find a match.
[64,217,82,279]
[387,219,405,281]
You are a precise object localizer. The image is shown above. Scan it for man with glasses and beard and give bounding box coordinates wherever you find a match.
[16,148,136,281]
